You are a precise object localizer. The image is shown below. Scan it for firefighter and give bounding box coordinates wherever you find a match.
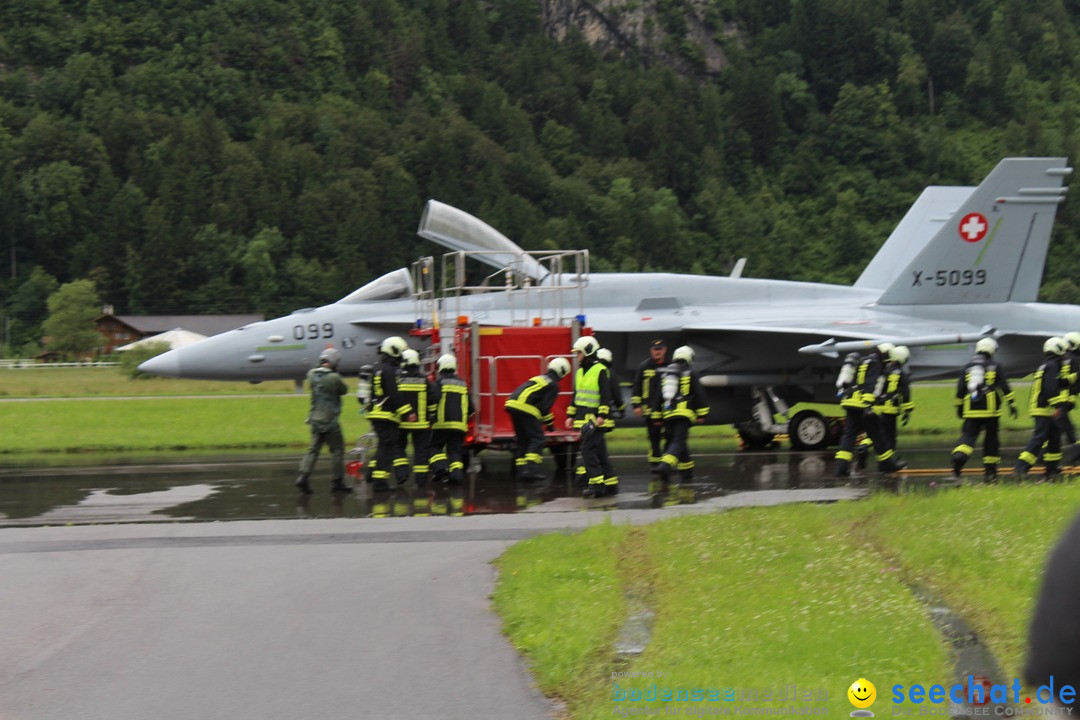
[879,345,914,449]
[566,335,617,497]
[834,343,906,477]
[1015,337,1071,479]
[855,346,913,467]
[950,337,1018,481]
[653,345,709,488]
[295,347,350,494]
[596,347,625,489]
[397,349,438,498]
[429,353,473,486]
[631,339,668,469]
[366,336,414,491]
[1059,331,1080,464]
[506,357,571,481]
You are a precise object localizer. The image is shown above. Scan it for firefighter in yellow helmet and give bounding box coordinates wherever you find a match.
[566,335,617,497]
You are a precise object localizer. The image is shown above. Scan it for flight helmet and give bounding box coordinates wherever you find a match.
[318,347,341,369]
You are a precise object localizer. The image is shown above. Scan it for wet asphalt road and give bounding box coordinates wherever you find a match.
[0,438,1025,719]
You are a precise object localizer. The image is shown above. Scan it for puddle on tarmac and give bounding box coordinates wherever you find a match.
[0,436,1035,526]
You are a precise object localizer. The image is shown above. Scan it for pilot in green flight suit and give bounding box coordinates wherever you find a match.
[296,347,350,494]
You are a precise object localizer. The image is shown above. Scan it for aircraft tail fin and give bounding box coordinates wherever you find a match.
[875,157,1071,305]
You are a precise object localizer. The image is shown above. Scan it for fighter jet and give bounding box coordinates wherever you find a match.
[140,157,1080,448]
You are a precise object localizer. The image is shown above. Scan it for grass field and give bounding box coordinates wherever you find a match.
[0,367,1035,453]
[494,484,1080,719]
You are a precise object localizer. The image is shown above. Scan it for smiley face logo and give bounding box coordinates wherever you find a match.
[848,678,877,709]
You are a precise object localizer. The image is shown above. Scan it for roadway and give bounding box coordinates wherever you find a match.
[0,488,862,720]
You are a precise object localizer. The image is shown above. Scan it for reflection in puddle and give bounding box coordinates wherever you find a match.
[0,439,1004,526]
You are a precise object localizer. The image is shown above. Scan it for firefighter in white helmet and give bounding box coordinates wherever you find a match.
[566,335,617,497]
[1015,337,1071,479]
[950,337,1017,481]
[366,336,416,490]
[834,342,906,477]
[653,345,709,490]
[429,354,474,486]
[506,358,571,481]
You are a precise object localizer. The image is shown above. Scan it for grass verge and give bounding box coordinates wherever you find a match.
[494,485,1080,718]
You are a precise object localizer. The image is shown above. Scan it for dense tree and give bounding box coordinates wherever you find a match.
[41,278,101,358]
[0,0,1078,357]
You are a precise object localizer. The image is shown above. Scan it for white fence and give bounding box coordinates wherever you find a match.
[0,359,119,369]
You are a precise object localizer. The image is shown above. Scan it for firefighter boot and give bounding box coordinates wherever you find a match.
[950,452,966,480]
[983,463,998,483]
[330,479,352,493]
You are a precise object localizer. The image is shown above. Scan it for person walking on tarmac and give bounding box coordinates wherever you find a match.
[856,345,914,466]
[296,347,350,494]
[950,337,1018,481]
[566,336,617,497]
[397,348,438,496]
[834,343,906,477]
[429,354,473,485]
[367,336,415,491]
[654,345,709,487]
[1015,337,1071,480]
[631,339,669,469]
[505,358,571,481]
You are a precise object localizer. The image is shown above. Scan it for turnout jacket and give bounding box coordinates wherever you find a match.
[1029,355,1070,417]
[367,357,412,424]
[652,359,709,422]
[398,365,438,430]
[954,353,1015,419]
[433,372,472,432]
[839,352,888,410]
[631,357,667,419]
[877,364,914,416]
[505,370,562,425]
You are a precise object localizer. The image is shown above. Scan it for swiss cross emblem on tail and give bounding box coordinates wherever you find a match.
[959,212,988,243]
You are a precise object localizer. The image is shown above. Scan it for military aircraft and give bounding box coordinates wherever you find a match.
[140,157,1080,449]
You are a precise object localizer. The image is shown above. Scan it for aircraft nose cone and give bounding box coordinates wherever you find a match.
[138,351,181,378]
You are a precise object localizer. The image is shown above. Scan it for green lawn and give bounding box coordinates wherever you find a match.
[0,367,1036,453]
[494,484,1080,719]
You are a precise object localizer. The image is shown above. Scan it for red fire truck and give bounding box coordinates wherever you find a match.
[407,249,593,459]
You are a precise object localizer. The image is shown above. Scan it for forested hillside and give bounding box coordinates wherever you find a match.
[3,0,1080,354]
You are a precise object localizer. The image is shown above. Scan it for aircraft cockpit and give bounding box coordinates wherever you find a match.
[337,268,414,303]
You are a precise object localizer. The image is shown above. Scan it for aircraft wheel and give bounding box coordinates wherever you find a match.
[788,410,829,450]
[736,423,777,451]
